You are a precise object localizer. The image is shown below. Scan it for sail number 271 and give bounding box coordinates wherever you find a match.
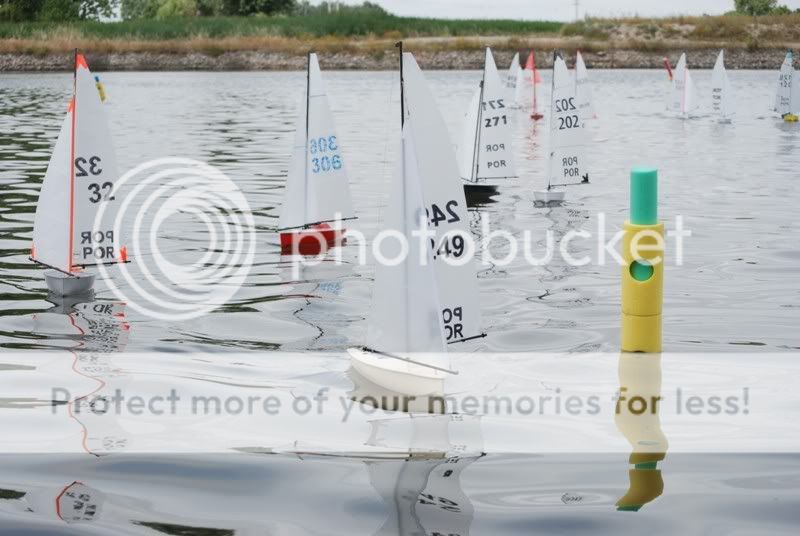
[309,135,343,173]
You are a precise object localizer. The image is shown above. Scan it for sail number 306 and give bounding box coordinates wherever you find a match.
[309,135,343,173]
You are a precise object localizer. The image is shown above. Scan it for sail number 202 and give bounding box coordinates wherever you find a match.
[555,97,580,130]
[309,135,343,173]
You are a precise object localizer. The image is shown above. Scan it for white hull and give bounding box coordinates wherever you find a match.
[533,189,565,205]
[43,269,95,297]
[347,348,445,396]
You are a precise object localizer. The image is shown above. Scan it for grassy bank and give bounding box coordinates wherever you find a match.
[560,13,800,48]
[0,14,562,41]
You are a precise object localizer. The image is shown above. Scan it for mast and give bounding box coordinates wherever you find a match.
[68,48,78,272]
[396,40,410,349]
[304,51,311,226]
[470,64,486,183]
[396,41,405,127]
[547,50,557,190]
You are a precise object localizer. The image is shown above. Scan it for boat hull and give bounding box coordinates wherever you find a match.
[347,348,445,396]
[533,189,565,205]
[280,224,345,255]
[44,269,95,297]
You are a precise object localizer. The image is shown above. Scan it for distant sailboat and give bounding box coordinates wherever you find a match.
[711,50,735,123]
[667,53,698,118]
[774,51,799,122]
[30,51,128,297]
[534,54,589,205]
[522,51,544,120]
[575,51,595,121]
[349,45,484,396]
[506,51,521,108]
[457,47,518,192]
[278,52,356,254]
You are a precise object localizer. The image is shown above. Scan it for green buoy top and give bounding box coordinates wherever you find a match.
[630,167,658,225]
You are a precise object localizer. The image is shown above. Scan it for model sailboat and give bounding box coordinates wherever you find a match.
[774,51,799,122]
[278,52,355,254]
[575,51,595,121]
[534,54,589,205]
[30,52,127,297]
[348,45,483,396]
[711,50,735,123]
[506,52,521,108]
[457,47,518,191]
[522,51,544,120]
[667,53,698,118]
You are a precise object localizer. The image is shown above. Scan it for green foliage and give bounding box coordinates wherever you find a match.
[732,0,791,15]
[220,0,295,16]
[0,12,562,39]
[156,0,196,18]
[0,0,115,21]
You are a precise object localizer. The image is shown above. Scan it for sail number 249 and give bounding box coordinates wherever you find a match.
[309,135,343,173]
[75,156,115,203]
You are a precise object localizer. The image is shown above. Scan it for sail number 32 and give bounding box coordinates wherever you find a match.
[309,135,343,173]
[75,156,115,203]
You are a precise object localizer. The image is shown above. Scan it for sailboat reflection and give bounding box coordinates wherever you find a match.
[615,352,668,512]
[32,292,132,456]
[32,292,129,353]
[351,368,484,536]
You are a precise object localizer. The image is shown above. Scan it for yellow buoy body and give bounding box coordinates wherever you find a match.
[621,221,664,353]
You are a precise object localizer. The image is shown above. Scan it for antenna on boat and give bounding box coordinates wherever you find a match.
[396,41,404,127]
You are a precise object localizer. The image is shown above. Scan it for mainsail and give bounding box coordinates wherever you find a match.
[278,53,355,231]
[774,51,799,117]
[711,50,735,121]
[667,53,698,116]
[548,56,589,188]
[32,53,125,273]
[457,48,517,184]
[575,51,595,120]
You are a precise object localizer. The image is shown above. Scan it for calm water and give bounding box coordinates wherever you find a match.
[0,70,798,533]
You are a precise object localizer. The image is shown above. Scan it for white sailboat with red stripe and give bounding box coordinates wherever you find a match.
[30,52,128,297]
[667,53,698,118]
[278,52,355,254]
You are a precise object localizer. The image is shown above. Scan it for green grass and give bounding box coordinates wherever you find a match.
[0,13,563,41]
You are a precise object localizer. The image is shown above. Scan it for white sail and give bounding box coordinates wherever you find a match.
[575,51,595,120]
[548,56,589,188]
[365,125,447,360]
[32,110,72,272]
[774,51,797,116]
[32,55,124,273]
[402,52,483,343]
[506,51,520,89]
[711,50,735,121]
[72,55,123,268]
[667,53,698,116]
[514,66,527,106]
[457,48,517,183]
[278,53,354,230]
